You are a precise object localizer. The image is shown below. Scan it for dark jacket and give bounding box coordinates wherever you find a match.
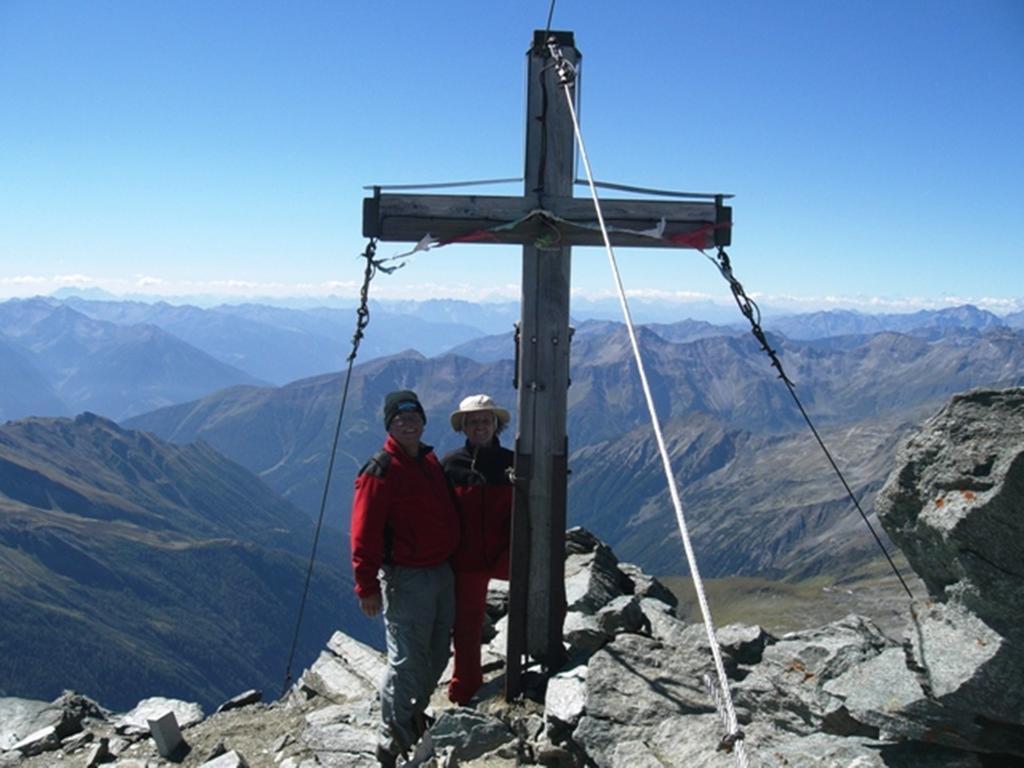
[442,437,514,575]
[350,435,459,598]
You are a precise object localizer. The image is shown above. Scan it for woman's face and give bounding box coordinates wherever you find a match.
[462,411,497,447]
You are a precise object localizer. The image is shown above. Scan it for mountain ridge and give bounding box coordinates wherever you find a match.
[0,299,265,421]
[0,413,368,710]
[124,325,1024,583]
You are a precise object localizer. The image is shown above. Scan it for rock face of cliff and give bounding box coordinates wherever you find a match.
[2,388,1023,767]
[874,387,1024,758]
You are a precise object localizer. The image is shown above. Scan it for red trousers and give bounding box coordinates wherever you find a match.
[448,569,501,705]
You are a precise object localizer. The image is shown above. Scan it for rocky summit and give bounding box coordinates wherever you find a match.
[2,387,1023,767]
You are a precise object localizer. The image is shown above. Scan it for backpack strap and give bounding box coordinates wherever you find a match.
[359,450,392,478]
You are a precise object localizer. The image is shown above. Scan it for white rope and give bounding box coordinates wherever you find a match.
[554,57,750,768]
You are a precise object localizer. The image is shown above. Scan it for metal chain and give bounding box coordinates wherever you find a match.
[712,246,792,386]
[282,237,397,696]
[348,239,377,362]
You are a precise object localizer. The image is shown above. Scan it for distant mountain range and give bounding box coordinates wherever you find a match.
[3,294,1024,709]
[766,304,1011,340]
[59,297,509,382]
[4,295,1022,422]
[0,299,264,421]
[0,413,369,711]
[0,297,517,419]
[124,320,1024,580]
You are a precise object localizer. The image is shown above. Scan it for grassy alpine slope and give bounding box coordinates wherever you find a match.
[0,413,368,711]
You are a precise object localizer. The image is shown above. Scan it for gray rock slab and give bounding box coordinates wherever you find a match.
[116,697,204,733]
[430,707,515,762]
[303,703,351,728]
[897,601,1024,755]
[61,730,93,753]
[573,712,731,768]
[716,623,775,666]
[754,727,986,768]
[876,387,1024,632]
[564,545,631,615]
[565,526,601,555]
[0,691,103,750]
[639,597,691,646]
[486,579,509,620]
[11,725,61,757]
[200,750,249,768]
[301,632,387,704]
[874,390,1024,756]
[214,689,262,714]
[570,631,719,766]
[280,758,327,768]
[202,741,228,762]
[910,601,1013,715]
[83,737,110,768]
[302,721,377,755]
[107,734,131,755]
[544,663,588,736]
[734,614,894,736]
[326,631,388,686]
[0,697,50,750]
[748,729,890,768]
[483,615,509,662]
[596,594,649,637]
[618,561,679,608]
[823,645,927,741]
[562,611,608,654]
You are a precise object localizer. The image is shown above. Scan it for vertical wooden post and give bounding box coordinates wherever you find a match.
[359,28,730,700]
[506,30,577,698]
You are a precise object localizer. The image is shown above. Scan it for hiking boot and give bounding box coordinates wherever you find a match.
[412,710,435,739]
[375,744,398,768]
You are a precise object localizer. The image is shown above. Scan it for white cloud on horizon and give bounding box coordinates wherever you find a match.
[0,274,1021,315]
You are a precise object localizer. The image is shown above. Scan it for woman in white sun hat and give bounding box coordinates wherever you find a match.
[441,393,514,706]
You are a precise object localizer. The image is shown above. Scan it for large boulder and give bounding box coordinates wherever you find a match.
[877,387,1024,631]
[875,387,1024,755]
[297,632,386,705]
[0,691,107,755]
[115,697,204,734]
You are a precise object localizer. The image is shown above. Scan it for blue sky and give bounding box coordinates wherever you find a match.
[1,1,1022,315]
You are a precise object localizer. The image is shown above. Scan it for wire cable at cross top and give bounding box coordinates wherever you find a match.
[280,238,405,696]
[701,246,916,602]
[544,0,557,37]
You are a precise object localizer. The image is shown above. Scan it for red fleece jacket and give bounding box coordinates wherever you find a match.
[350,435,459,599]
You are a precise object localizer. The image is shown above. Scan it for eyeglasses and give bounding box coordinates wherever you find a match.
[464,414,496,427]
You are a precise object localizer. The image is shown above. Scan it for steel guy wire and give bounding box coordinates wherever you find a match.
[547,37,750,768]
[700,246,916,602]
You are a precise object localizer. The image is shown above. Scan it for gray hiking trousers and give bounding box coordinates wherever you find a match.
[379,562,455,755]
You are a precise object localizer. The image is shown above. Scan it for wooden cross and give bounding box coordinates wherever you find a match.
[362,30,731,699]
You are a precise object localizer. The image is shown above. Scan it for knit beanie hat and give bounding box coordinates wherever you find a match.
[383,390,426,428]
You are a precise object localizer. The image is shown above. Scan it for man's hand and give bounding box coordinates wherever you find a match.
[359,594,382,618]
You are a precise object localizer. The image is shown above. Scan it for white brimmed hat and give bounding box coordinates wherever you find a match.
[450,394,511,431]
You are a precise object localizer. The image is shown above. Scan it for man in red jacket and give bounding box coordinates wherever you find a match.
[351,390,459,767]
[442,394,514,706]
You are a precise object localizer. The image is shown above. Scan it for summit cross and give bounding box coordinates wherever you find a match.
[362,29,731,699]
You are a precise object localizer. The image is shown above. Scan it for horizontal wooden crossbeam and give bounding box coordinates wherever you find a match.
[363,192,731,249]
